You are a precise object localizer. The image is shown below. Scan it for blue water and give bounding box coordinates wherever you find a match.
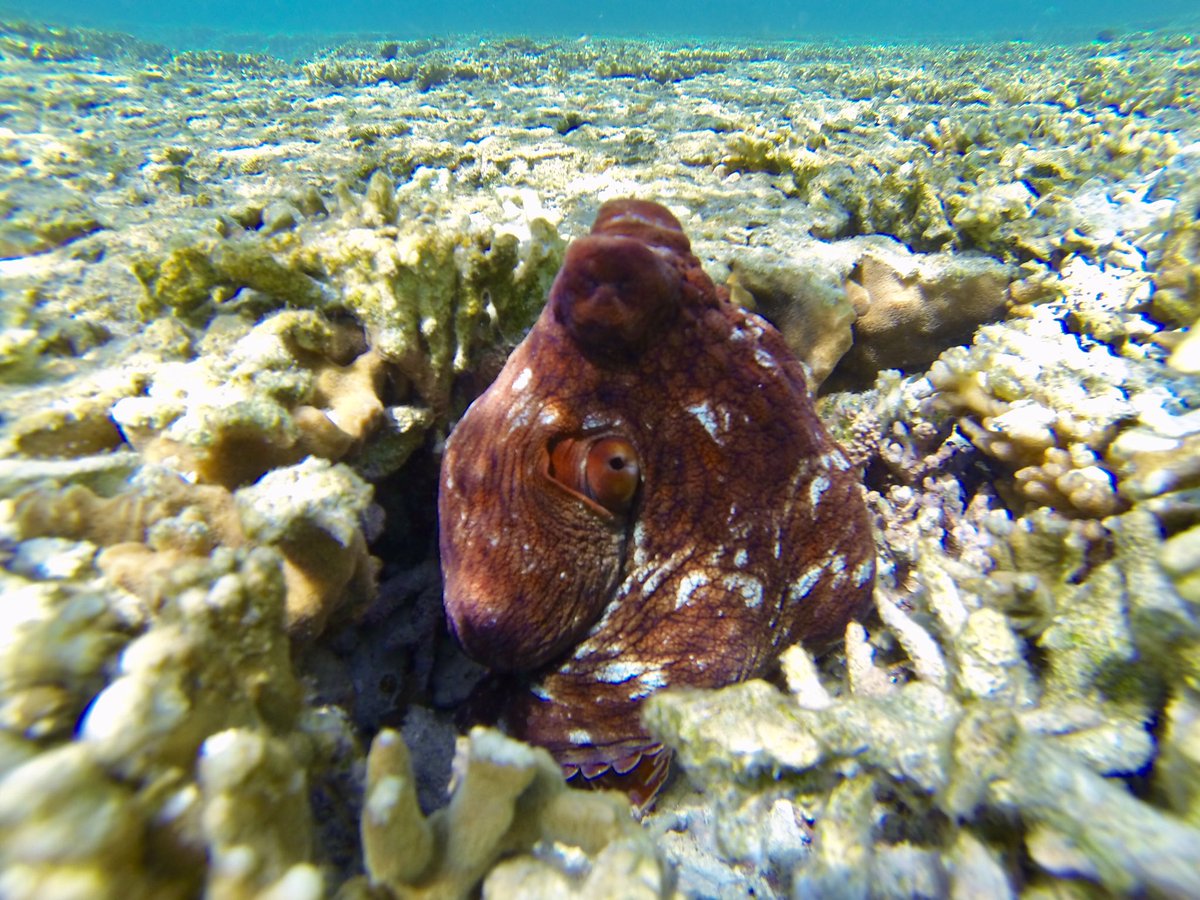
[0,0,1197,48]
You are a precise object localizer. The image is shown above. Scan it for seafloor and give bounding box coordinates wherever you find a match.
[1,17,1199,899]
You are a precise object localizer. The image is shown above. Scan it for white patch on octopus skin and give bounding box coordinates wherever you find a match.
[722,572,764,608]
[594,660,649,683]
[754,347,776,370]
[820,449,852,472]
[675,571,711,610]
[639,668,669,690]
[512,367,532,392]
[685,400,721,441]
[627,667,670,699]
[788,563,826,603]
[809,474,831,508]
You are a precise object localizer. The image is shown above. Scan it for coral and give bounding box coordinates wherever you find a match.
[0,182,103,258]
[9,457,378,638]
[0,547,331,899]
[0,744,150,899]
[300,176,565,417]
[300,37,749,91]
[1,22,1199,898]
[1102,394,1200,515]
[0,561,132,744]
[707,43,1187,261]
[114,179,564,491]
[643,502,1200,897]
[197,729,321,899]
[1169,322,1200,374]
[928,309,1135,517]
[1149,182,1200,329]
[723,237,1012,391]
[1161,524,1200,604]
[352,727,667,899]
[833,246,1013,388]
[725,248,855,388]
[235,457,378,638]
[108,310,410,488]
[1156,689,1200,827]
[7,401,127,459]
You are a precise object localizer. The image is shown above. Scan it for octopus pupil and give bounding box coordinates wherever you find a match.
[609,457,625,470]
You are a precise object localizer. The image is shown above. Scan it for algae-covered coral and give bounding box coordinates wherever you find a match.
[1,17,1200,898]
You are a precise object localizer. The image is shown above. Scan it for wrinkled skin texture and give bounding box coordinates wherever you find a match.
[439,199,874,796]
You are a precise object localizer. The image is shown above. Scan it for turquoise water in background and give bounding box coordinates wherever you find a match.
[0,0,1197,48]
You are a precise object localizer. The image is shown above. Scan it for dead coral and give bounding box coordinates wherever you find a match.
[0,547,336,899]
[832,248,1013,389]
[351,727,667,899]
[235,457,378,640]
[1149,180,1200,329]
[121,177,564,487]
[726,238,1012,392]
[9,458,377,639]
[300,175,565,418]
[645,501,1200,898]
[109,310,403,489]
[928,310,1136,518]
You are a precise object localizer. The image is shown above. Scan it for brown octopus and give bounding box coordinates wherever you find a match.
[438,199,874,807]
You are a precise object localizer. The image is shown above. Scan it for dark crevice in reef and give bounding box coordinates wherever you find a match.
[298,439,480,820]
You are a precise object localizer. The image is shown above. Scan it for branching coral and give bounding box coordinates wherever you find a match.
[643,502,1200,897]
[928,310,1135,517]
[0,547,337,899]
[8,457,377,639]
[349,727,667,899]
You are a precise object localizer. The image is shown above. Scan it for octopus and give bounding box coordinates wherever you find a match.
[438,199,874,807]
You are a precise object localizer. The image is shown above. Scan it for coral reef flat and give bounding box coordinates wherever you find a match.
[2,17,1200,898]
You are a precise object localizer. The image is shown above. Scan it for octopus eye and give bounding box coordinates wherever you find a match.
[548,434,641,516]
